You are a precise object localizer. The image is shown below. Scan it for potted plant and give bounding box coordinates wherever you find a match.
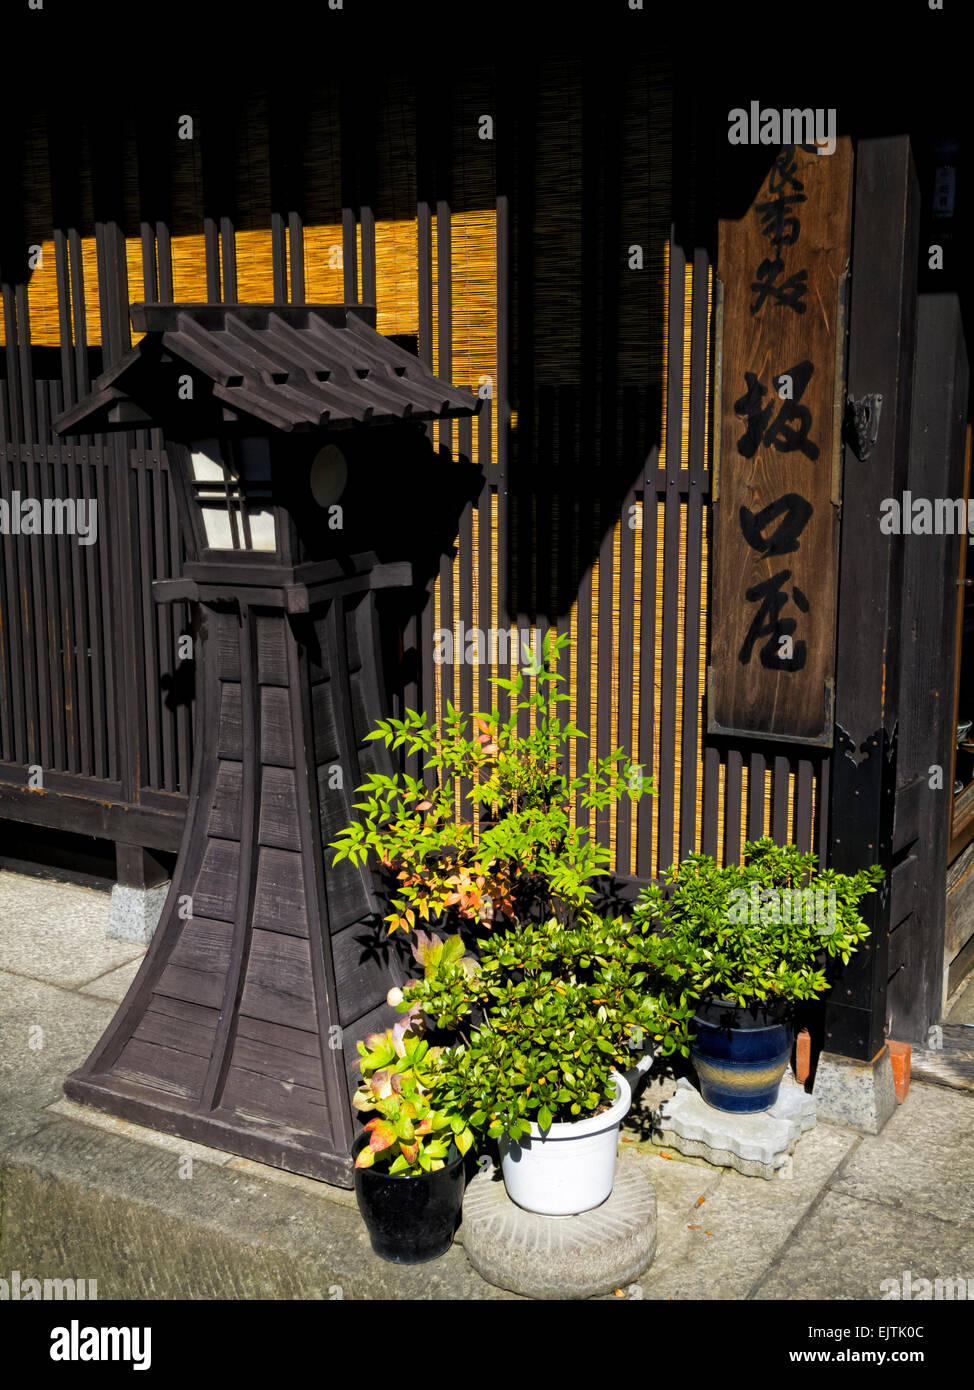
[330,629,652,939]
[351,1017,474,1263]
[633,839,884,1113]
[392,916,692,1215]
[333,630,689,1215]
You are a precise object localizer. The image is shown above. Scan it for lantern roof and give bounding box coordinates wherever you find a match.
[54,303,480,436]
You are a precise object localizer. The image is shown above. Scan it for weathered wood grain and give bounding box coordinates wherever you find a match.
[710,141,852,745]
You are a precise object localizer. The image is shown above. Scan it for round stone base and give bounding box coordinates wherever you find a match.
[461,1155,657,1299]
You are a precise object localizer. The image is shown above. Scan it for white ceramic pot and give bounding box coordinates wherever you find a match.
[498,1070,632,1216]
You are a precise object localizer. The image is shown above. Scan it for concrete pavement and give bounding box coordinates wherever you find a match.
[1,867,972,1301]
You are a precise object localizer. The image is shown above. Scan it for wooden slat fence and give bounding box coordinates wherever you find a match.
[0,61,829,879]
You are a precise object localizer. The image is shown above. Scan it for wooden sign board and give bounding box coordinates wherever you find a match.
[709,139,853,747]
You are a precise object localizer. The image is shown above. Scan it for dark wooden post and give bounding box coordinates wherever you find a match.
[886,295,969,1043]
[825,138,920,1068]
[116,844,171,891]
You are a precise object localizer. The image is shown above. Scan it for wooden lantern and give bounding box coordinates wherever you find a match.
[54,303,478,1184]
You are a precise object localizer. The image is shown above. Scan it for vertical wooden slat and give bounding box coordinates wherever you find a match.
[772,754,791,845]
[59,382,89,775]
[67,226,91,438]
[0,438,12,760]
[476,398,493,723]
[595,78,621,856]
[680,247,708,859]
[815,755,830,868]
[457,414,474,820]
[93,442,113,781]
[15,285,37,447]
[152,460,176,790]
[0,441,10,764]
[339,84,359,306]
[747,749,766,842]
[135,113,160,305]
[268,90,293,306]
[214,102,238,303]
[21,332,54,775]
[658,235,685,873]
[152,117,175,305]
[635,459,659,880]
[435,85,455,778]
[512,76,535,746]
[360,204,377,308]
[796,756,814,854]
[0,148,42,773]
[616,387,638,873]
[0,441,27,763]
[287,93,307,305]
[2,286,23,444]
[573,81,599,835]
[13,446,39,770]
[167,454,192,793]
[200,98,222,302]
[415,89,435,778]
[51,225,78,410]
[357,85,377,307]
[36,385,67,773]
[724,747,744,867]
[92,116,137,797]
[702,744,721,860]
[494,81,512,731]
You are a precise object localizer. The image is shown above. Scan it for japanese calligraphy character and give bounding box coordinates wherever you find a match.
[734,361,819,461]
[755,191,806,248]
[739,570,809,671]
[750,257,808,315]
[740,494,814,557]
[768,146,805,196]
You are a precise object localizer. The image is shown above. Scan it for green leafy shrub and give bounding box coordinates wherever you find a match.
[352,1021,474,1174]
[330,630,652,934]
[336,630,688,1148]
[633,838,884,1009]
[392,916,693,1140]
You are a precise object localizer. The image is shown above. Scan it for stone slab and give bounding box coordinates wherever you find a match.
[461,1153,656,1299]
[0,1115,520,1301]
[0,970,116,1146]
[753,1189,974,1300]
[813,1046,897,1133]
[0,871,142,989]
[628,1124,859,1300]
[651,1075,817,1179]
[830,1080,974,1225]
[107,882,169,945]
[45,1098,237,1170]
[79,956,145,1003]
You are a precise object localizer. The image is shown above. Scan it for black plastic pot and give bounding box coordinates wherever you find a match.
[352,1134,466,1264]
[690,996,794,1113]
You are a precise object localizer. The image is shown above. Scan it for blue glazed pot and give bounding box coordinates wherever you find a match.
[690,997,794,1113]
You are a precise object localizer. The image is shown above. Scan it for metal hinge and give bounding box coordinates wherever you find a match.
[845,392,883,461]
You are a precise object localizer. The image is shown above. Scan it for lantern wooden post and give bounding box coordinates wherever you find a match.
[56,303,478,1184]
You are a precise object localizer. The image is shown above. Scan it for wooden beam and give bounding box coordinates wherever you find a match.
[826,138,920,1061]
[0,783,184,852]
[887,294,968,1041]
